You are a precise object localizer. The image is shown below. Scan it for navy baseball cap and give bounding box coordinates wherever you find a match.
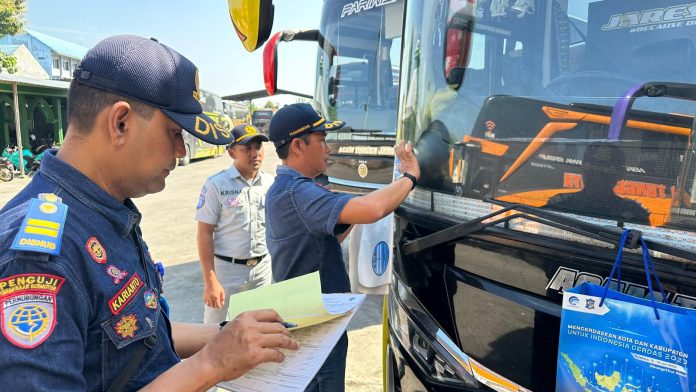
[268,103,345,148]
[73,34,232,145]
[228,124,269,147]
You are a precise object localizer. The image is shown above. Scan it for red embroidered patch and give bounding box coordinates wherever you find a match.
[85,236,107,264]
[108,274,143,315]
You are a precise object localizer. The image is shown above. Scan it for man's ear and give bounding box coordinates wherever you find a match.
[106,101,133,146]
[290,138,304,156]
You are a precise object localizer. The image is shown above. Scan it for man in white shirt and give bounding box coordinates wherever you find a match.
[196,124,274,323]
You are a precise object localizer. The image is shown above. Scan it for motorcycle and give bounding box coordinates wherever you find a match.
[2,142,52,177]
[25,143,52,177]
[0,156,13,182]
[2,146,34,171]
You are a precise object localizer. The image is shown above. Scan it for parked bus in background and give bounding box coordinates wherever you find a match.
[250,109,275,135]
[179,90,230,166]
[232,0,696,390]
[261,0,402,193]
[179,111,229,166]
[224,100,249,126]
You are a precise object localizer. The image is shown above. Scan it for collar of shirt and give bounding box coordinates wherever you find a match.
[229,164,265,185]
[276,165,308,180]
[40,150,142,238]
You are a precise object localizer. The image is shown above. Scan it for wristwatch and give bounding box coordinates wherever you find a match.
[397,172,417,190]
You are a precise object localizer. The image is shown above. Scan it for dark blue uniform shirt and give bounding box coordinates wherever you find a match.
[265,166,354,293]
[0,151,179,391]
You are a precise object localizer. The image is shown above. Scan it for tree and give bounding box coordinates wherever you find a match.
[0,0,25,74]
[264,100,277,109]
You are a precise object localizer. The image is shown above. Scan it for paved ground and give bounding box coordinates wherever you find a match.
[0,143,383,391]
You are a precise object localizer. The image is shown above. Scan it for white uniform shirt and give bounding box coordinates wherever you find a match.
[195,165,273,258]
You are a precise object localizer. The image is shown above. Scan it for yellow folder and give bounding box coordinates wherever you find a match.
[227,272,361,329]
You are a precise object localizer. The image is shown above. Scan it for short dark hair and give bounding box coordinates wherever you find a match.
[67,80,155,133]
[276,133,312,159]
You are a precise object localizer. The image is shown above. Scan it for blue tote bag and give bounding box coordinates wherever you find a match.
[556,230,696,392]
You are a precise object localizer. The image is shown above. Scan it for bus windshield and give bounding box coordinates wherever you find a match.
[402,0,696,232]
[315,0,404,136]
[252,110,273,120]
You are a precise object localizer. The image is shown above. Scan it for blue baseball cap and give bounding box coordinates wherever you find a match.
[73,34,232,145]
[268,103,345,148]
[228,124,269,147]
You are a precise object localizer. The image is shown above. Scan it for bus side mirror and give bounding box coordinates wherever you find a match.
[228,0,275,52]
[263,30,321,96]
[263,31,282,95]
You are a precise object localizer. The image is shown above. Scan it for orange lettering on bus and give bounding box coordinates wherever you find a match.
[563,173,583,189]
[615,180,668,199]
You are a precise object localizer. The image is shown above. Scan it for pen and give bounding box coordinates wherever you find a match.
[281,321,298,329]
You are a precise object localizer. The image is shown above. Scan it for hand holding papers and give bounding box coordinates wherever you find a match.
[219,272,366,392]
[227,271,365,330]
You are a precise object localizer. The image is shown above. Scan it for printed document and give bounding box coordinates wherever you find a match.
[218,295,365,392]
[219,272,367,391]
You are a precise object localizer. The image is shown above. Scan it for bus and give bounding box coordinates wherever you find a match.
[313,1,401,192]
[250,109,275,134]
[179,111,229,166]
[259,1,402,193]
[224,100,249,126]
[233,0,696,390]
[178,90,230,166]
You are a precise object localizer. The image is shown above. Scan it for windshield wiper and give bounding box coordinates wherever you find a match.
[401,199,696,263]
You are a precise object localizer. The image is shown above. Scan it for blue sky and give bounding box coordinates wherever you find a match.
[26,0,323,104]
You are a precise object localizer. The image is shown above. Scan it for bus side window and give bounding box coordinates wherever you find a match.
[501,40,524,95]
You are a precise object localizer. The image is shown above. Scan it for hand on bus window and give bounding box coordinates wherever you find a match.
[395,140,420,181]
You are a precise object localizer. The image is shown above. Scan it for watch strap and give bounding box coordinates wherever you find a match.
[400,172,417,190]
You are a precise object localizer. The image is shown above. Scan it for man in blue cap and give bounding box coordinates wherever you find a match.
[196,124,273,323]
[0,35,298,391]
[265,103,420,391]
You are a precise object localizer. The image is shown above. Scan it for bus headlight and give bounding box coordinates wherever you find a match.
[387,275,478,387]
[387,274,531,391]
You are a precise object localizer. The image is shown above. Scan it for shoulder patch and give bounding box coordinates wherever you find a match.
[0,273,65,349]
[10,198,67,256]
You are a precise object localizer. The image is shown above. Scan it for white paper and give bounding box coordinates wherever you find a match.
[217,294,366,392]
[322,293,365,315]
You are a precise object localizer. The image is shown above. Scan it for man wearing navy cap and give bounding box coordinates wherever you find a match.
[0,35,298,391]
[196,124,273,324]
[265,103,420,391]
